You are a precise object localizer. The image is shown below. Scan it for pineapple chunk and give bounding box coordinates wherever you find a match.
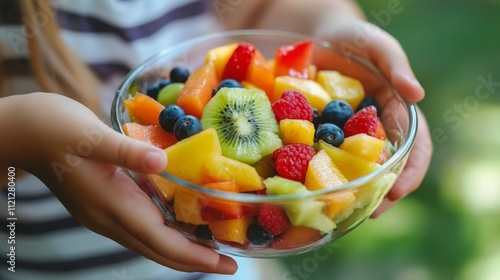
[340,134,385,162]
[273,76,331,111]
[316,70,365,109]
[279,119,315,146]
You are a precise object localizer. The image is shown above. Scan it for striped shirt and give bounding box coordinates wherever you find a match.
[0,1,273,279]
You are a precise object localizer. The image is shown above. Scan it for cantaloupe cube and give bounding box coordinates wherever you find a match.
[164,128,221,184]
[316,71,365,110]
[340,134,385,162]
[318,140,380,181]
[208,216,253,244]
[279,119,315,146]
[273,76,331,111]
[304,150,348,191]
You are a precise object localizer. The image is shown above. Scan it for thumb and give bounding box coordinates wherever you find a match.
[87,124,167,173]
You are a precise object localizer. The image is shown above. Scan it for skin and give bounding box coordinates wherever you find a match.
[0,0,432,275]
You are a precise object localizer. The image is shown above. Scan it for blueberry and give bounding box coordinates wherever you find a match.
[315,123,344,147]
[357,97,382,117]
[312,108,321,129]
[173,115,202,140]
[194,225,213,240]
[321,100,354,128]
[213,79,242,96]
[246,223,273,246]
[159,105,185,132]
[145,83,160,100]
[170,67,190,83]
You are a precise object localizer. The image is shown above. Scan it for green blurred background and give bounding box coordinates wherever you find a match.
[279,0,500,279]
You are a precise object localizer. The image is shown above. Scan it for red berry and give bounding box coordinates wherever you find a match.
[258,205,290,235]
[343,105,378,137]
[272,90,313,122]
[222,43,256,82]
[272,144,316,182]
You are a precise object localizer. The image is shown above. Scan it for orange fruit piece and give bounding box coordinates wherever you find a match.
[208,216,253,244]
[123,122,177,149]
[245,50,274,99]
[124,92,164,126]
[176,61,217,119]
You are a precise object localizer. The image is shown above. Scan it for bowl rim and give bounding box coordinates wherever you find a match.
[112,29,418,203]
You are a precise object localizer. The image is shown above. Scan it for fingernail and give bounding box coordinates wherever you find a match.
[144,151,166,172]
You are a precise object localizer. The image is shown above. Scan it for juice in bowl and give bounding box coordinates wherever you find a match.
[111,30,417,258]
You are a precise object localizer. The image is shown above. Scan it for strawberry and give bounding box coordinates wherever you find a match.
[222,43,256,82]
[257,205,290,235]
[343,105,378,137]
[274,40,313,79]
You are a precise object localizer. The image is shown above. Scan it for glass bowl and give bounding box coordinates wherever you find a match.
[111,30,418,258]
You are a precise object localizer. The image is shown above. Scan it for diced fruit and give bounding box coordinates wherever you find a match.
[340,134,385,162]
[173,115,202,141]
[252,155,277,179]
[174,189,207,225]
[205,43,238,80]
[201,154,264,192]
[194,225,213,240]
[164,128,221,184]
[318,140,380,181]
[124,92,164,126]
[158,105,185,132]
[317,71,365,110]
[285,199,336,233]
[273,76,331,111]
[304,150,348,191]
[377,139,394,165]
[200,181,243,220]
[176,61,217,119]
[201,87,282,165]
[319,191,356,219]
[157,83,184,106]
[246,223,274,245]
[264,176,308,195]
[123,122,177,149]
[279,119,315,146]
[272,144,316,182]
[148,174,177,202]
[343,105,378,137]
[216,79,242,92]
[258,204,290,235]
[320,100,354,128]
[271,226,322,250]
[375,118,387,140]
[272,90,313,122]
[245,49,274,98]
[274,40,313,79]
[222,43,256,82]
[208,216,253,244]
[314,123,344,147]
[169,67,190,83]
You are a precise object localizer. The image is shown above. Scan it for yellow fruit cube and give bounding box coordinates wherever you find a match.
[164,128,221,184]
[201,154,264,192]
[305,150,348,191]
[279,119,315,146]
[273,76,331,111]
[148,174,177,202]
[205,43,238,80]
[340,134,385,162]
[318,140,380,181]
[317,71,365,110]
[319,191,356,219]
[208,216,253,244]
[174,189,207,225]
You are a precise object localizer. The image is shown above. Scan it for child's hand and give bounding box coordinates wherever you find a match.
[1,93,237,274]
[314,18,432,216]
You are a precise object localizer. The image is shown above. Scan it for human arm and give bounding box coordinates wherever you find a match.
[0,93,237,274]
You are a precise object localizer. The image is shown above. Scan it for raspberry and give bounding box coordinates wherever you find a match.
[258,205,290,235]
[343,105,378,137]
[272,90,313,122]
[272,144,316,182]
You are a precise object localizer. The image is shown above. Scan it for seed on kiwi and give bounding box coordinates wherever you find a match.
[201,88,282,164]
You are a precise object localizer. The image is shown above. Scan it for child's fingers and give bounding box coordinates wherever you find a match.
[367,29,425,103]
[85,126,167,173]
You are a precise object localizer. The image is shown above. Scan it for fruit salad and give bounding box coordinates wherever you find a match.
[121,40,396,251]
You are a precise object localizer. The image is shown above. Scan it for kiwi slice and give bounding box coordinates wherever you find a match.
[201,87,282,164]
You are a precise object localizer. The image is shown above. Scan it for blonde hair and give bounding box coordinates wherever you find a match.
[0,0,102,115]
